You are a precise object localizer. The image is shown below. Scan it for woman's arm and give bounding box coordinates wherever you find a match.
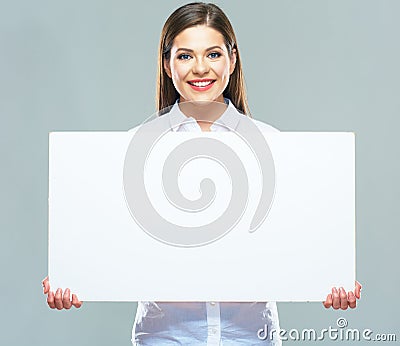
[323,281,361,310]
[42,276,83,310]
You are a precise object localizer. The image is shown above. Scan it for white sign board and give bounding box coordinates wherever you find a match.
[48,132,355,301]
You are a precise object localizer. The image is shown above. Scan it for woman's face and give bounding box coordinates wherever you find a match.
[164,25,236,104]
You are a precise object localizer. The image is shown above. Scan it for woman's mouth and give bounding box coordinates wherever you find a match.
[187,79,216,91]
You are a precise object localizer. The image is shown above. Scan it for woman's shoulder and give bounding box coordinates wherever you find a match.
[242,114,280,132]
[251,118,281,133]
[127,124,140,133]
[127,113,169,134]
[227,100,280,133]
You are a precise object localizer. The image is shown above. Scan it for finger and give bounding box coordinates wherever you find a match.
[339,287,348,310]
[54,288,63,310]
[332,287,340,309]
[72,294,83,308]
[348,291,357,309]
[63,288,72,309]
[323,293,332,308]
[47,291,56,309]
[355,281,362,299]
[42,276,50,294]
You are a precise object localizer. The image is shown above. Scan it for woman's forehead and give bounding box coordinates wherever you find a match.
[172,25,226,51]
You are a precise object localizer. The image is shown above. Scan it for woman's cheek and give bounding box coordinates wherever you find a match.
[173,66,190,86]
[215,62,231,86]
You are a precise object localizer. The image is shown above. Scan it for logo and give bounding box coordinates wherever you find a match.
[123,100,275,247]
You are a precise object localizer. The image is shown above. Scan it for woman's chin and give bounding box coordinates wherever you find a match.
[182,94,224,105]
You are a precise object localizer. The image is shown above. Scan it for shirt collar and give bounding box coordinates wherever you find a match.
[168,98,242,132]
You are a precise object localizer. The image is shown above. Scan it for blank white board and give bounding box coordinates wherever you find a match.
[48,131,355,301]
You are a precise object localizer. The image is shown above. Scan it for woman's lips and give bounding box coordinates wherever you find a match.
[187,79,216,92]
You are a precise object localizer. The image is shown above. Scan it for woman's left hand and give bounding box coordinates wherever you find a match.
[322,281,362,310]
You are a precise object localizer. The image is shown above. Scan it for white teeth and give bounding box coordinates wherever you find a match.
[191,81,213,87]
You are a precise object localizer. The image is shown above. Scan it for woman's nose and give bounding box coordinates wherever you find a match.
[192,58,209,75]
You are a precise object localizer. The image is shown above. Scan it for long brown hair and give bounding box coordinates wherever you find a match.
[156,2,250,116]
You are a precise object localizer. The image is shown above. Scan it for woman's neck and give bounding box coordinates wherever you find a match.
[178,99,228,132]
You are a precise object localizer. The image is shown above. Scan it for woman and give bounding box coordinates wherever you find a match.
[43,2,362,345]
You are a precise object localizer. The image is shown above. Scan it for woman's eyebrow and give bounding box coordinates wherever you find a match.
[176,45,224,53]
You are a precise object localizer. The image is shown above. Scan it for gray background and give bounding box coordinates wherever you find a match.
[1,0,398,345]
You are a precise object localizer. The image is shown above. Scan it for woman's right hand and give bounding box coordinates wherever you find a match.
[42,276,83,310]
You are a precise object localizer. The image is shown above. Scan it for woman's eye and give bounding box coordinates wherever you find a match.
[178,54,191,60]
[208,52,221,59]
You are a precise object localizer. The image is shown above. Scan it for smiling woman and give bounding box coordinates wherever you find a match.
[163,25,236,104]
[42,2,362,346]
[157,2,249,116]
